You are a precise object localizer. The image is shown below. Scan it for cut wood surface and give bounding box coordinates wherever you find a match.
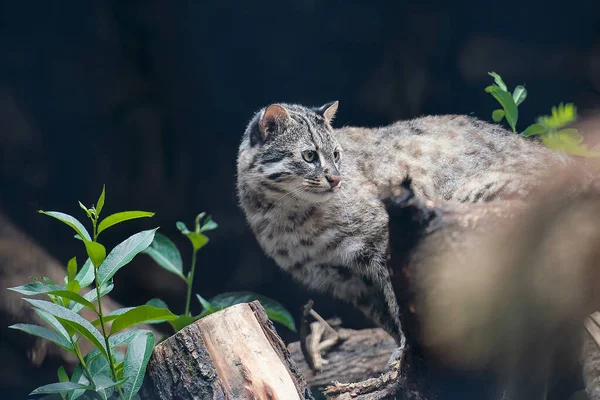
[141,301,313,400]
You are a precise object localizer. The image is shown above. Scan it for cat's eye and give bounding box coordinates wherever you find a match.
[333,150,340,162]
[302,150,317,163]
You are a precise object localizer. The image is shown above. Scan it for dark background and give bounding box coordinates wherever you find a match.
[0,0,599,393]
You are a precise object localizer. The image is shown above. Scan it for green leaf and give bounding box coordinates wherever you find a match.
[30,382,90,395]
[169,315,200,332]
[79,201,92,219]
[109,329,147,347]
[175,221,188,233]
[196,294,213,312]
[207,291,297,331]
[57,366,69,383]
[488,86,518,132]
[97,211,155,235]
[265,309,297,333]
[89,355,110,378]
[83,240,107,268]
[521,123,546,137]
[9,282,95,312]
[488,71,508,92]
[541,130,595,157]
[57,366,69,400]
[92,306,134,327]
[97,228,158,286]
[38,211,91,241]
[201,221,218,232]
[8,280,64,296]
[537,103,577,129]
[69,364,89,400]
[146,298,170,310]
[558,128,584,144]
[110,305,177,334]
[194,212,207,229]
[142,233,185,280]
[75,258,95,288]
[71,282,114,314]
[46,290,97,312]
[123,332,155,400]
[491,109,505,123]
[512,85,527,106]
[108,329,155,351]
[68,257,77,283]
[66,280,81,293]
[94,375,127,397]
[184,232,209,252]
[9,324,74,352]
[25,299,109,360]
[116,364,125,381]
[96,185,106,217]
[200,215,218,232]
[35,309,73,343]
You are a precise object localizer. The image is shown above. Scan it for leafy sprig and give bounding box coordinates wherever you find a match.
[9,187,172,400]
[485,72,600,157]
[485,71,527,132]
[142,214,296,333]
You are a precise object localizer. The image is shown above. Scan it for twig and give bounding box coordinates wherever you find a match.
[310,308,340,338]
[300,300,317,371]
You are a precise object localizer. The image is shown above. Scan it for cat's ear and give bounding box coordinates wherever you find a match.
[318,101,339,124]
[259,104,290,140]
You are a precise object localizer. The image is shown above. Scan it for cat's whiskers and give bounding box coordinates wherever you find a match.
[266,183,306,214]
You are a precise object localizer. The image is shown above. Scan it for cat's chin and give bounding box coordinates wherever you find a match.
[298,188,339,204]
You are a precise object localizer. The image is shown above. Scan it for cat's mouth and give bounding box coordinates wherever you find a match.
[312,185,341,195]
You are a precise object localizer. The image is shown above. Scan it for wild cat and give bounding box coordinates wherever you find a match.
[235,101,567,346]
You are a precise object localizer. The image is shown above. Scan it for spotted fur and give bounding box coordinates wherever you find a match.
[236,102,568,346]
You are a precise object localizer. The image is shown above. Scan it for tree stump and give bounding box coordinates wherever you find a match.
[140,301,313,400]
[288,327,396,389]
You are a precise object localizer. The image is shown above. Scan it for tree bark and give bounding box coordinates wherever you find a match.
[380,173,600,399]
[140,301,313,400]
[288,327,396,388]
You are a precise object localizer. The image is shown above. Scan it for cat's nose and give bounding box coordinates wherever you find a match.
[326,175,341,188]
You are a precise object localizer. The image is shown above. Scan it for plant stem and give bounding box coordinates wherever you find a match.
[94,264,124,400]
[73,340,94,385]
[184,250,198,316]
[90,215,125,399]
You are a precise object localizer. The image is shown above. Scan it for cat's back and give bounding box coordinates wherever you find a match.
[335,115,569,201]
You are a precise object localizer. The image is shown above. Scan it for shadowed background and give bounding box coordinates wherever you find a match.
[0,0,599,395]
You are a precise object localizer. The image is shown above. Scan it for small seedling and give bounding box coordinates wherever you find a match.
[142,213,297,333]
[485,71,527,133]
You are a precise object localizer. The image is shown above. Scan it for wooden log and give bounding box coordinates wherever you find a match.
[140,301,313,400]
[380,173,600,399]
[288,327,397,388]
[299,171,600,400]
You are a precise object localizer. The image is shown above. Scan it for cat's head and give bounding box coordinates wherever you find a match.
[237,102,343,204]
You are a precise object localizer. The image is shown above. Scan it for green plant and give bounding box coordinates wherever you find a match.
[141,213,297,333]
[485,72,600,157]
[485,71,526,133]
[9,187,177,400]
[521,103,600,156]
